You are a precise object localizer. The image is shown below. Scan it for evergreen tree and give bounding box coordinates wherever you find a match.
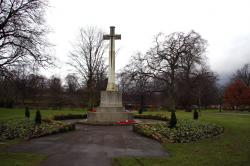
[25,107,30,118]
[138,108,143,114]
[35,110,42,125]
[169,110,177,128]
[193,109,199,120]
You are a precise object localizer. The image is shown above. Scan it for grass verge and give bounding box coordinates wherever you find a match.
[0,139,47,166]
[0,152,46,166]
[113,110,250,166]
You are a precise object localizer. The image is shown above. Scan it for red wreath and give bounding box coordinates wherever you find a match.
[116,120,136,125]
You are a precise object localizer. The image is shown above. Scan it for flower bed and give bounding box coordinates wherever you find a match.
[133,120,223,143]
[134,114,169,121]
[0,119,75,141]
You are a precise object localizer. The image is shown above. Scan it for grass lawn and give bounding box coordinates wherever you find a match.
[113,110,250,166]
[0,107,86,166]
[0,152,46,166]
[0,108,86,122]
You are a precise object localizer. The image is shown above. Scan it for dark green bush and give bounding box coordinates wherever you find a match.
[139,107,148,114]
[53,114,87,120]
[169,110,177,128]
[193,110,199,120]
[25,107,30,118]
[35,110,41,125]
[138,108,143,114]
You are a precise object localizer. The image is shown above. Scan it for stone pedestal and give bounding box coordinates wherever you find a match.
[87,91,133,123]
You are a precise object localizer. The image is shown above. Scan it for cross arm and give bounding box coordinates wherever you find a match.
[103,34,121,40]
[103,35,111,40]
[114,34,121,40]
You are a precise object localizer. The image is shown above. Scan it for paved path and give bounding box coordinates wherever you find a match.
[6,125,168,166]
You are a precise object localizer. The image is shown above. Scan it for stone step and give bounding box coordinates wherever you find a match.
[87,112,133,123]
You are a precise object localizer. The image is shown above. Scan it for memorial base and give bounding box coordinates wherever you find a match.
[87,91,133,123]
[87,111,133,123]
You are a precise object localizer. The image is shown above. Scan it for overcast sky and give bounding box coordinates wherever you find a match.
[43,0,250,84]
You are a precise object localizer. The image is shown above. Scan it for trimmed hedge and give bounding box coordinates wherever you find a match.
[133,120,224,143]
[0,119,75,141]
[53,114,87,120]
[134,114,169,121]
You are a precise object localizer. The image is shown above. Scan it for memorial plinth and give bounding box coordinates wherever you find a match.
[87,91,133,123]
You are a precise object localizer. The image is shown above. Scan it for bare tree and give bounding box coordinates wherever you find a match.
[0,74,16,107]
[0,62,49,108]
[48,76,63,109]
[193,67,218,109]
[217,85,225,112]
[177,31,207,110]
[119,52,151,111]
[68,27,107,109]
[232,64,250,86]
[65,74,79,95]
[0,0,52,77]
[26,74,46,107]
[145,30,207,111]
[12,64,31,105]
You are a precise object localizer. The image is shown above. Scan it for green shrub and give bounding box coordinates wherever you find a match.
[139,107,147,114]
[35,110,41,125]
[169,110,177,128]
[25,107,30,119]
[193,109,199,120]
[138,108,143,114]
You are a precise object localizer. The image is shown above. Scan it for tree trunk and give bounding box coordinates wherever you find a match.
[140,94,144,110]
[170,70,176,112]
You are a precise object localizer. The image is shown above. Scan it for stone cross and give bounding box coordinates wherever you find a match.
[103,26,121,91]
